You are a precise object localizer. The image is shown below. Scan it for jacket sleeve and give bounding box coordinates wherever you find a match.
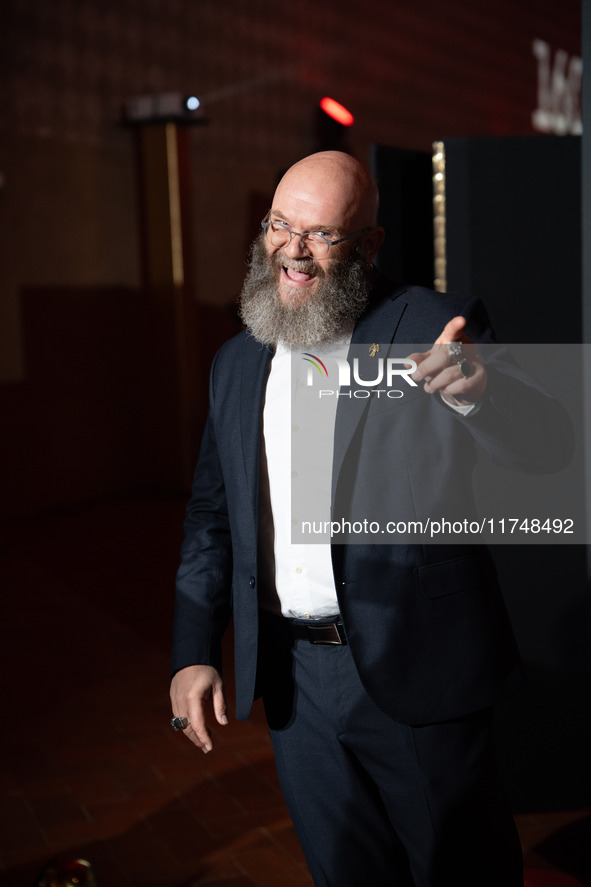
[449,293,575,474]
[171,350,234,678]
[459,354,575,474]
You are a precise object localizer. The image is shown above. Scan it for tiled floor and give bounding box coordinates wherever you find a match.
[0,497,589,886]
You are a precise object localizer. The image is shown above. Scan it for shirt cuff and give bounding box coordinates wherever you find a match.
[439,393,482,416]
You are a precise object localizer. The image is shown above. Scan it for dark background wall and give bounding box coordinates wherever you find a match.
[0,0,582,516]
[0,0,588,817]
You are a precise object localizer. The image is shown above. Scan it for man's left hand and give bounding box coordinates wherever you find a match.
[408,316,487,407]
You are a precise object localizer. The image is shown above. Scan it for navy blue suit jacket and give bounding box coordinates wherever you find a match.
[172,279,571,725]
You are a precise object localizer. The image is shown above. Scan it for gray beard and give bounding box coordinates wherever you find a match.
[238,235,373,347]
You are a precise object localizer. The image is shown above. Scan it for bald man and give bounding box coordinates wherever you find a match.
[169,151,555,886]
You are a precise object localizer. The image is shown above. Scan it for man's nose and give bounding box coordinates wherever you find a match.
[283,233,308,259]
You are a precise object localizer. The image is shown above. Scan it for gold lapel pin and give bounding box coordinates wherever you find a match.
[369,343,380,357]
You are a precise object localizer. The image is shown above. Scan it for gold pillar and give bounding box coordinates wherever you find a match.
[432,141,447,293]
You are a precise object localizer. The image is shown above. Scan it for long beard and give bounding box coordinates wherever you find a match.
[238,235,373,347]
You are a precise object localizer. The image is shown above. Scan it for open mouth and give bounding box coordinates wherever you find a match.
[281,265,318,287]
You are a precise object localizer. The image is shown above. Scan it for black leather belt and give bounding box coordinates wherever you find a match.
[290,618,347,645]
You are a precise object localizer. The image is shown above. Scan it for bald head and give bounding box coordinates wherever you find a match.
[272,151,381,236]
[257,150,384,318]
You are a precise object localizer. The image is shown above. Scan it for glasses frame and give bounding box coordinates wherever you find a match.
[261,213,372,259]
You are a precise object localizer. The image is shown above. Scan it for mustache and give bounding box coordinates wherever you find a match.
[269,251,322,277]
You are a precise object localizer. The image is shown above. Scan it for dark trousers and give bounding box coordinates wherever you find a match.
[259,614,523,887]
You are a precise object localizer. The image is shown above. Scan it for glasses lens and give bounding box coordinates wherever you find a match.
[304,234,330,258]
[263,221,330,258]
[266,222,290,248]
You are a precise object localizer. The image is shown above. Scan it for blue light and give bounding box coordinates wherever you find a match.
[186,96,200,111]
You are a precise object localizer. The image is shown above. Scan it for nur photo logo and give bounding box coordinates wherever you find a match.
[301,351,418,399]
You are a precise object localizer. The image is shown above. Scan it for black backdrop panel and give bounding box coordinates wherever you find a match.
[443,135,589,810]
[371,144,435,289]
[373,136,590,812]
[444,135,582,343]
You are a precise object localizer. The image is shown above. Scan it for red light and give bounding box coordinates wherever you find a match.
[319,97,354,126]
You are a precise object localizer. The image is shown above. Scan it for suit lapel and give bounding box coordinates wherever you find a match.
[332,287,409,486]
[239,339,273,515]
[350,285,408,347]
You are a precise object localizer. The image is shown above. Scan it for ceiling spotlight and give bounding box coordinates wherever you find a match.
[124,92,205,123]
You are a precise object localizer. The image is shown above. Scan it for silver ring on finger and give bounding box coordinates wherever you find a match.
[445,342,463,364]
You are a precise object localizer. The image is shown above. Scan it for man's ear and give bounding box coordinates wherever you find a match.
[363,226,385,264]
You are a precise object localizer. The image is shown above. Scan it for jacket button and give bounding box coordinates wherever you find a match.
[249,576,256,589]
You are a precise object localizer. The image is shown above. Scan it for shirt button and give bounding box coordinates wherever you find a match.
[295,566,302,574]
[249,576,256,589]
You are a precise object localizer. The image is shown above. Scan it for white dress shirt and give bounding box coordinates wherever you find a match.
[258,341,347,618]
[256,339,476,618]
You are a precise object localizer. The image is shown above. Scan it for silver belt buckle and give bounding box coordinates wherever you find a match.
[309,622,344,645]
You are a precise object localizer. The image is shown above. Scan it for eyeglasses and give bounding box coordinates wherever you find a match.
[261,213,372,259]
